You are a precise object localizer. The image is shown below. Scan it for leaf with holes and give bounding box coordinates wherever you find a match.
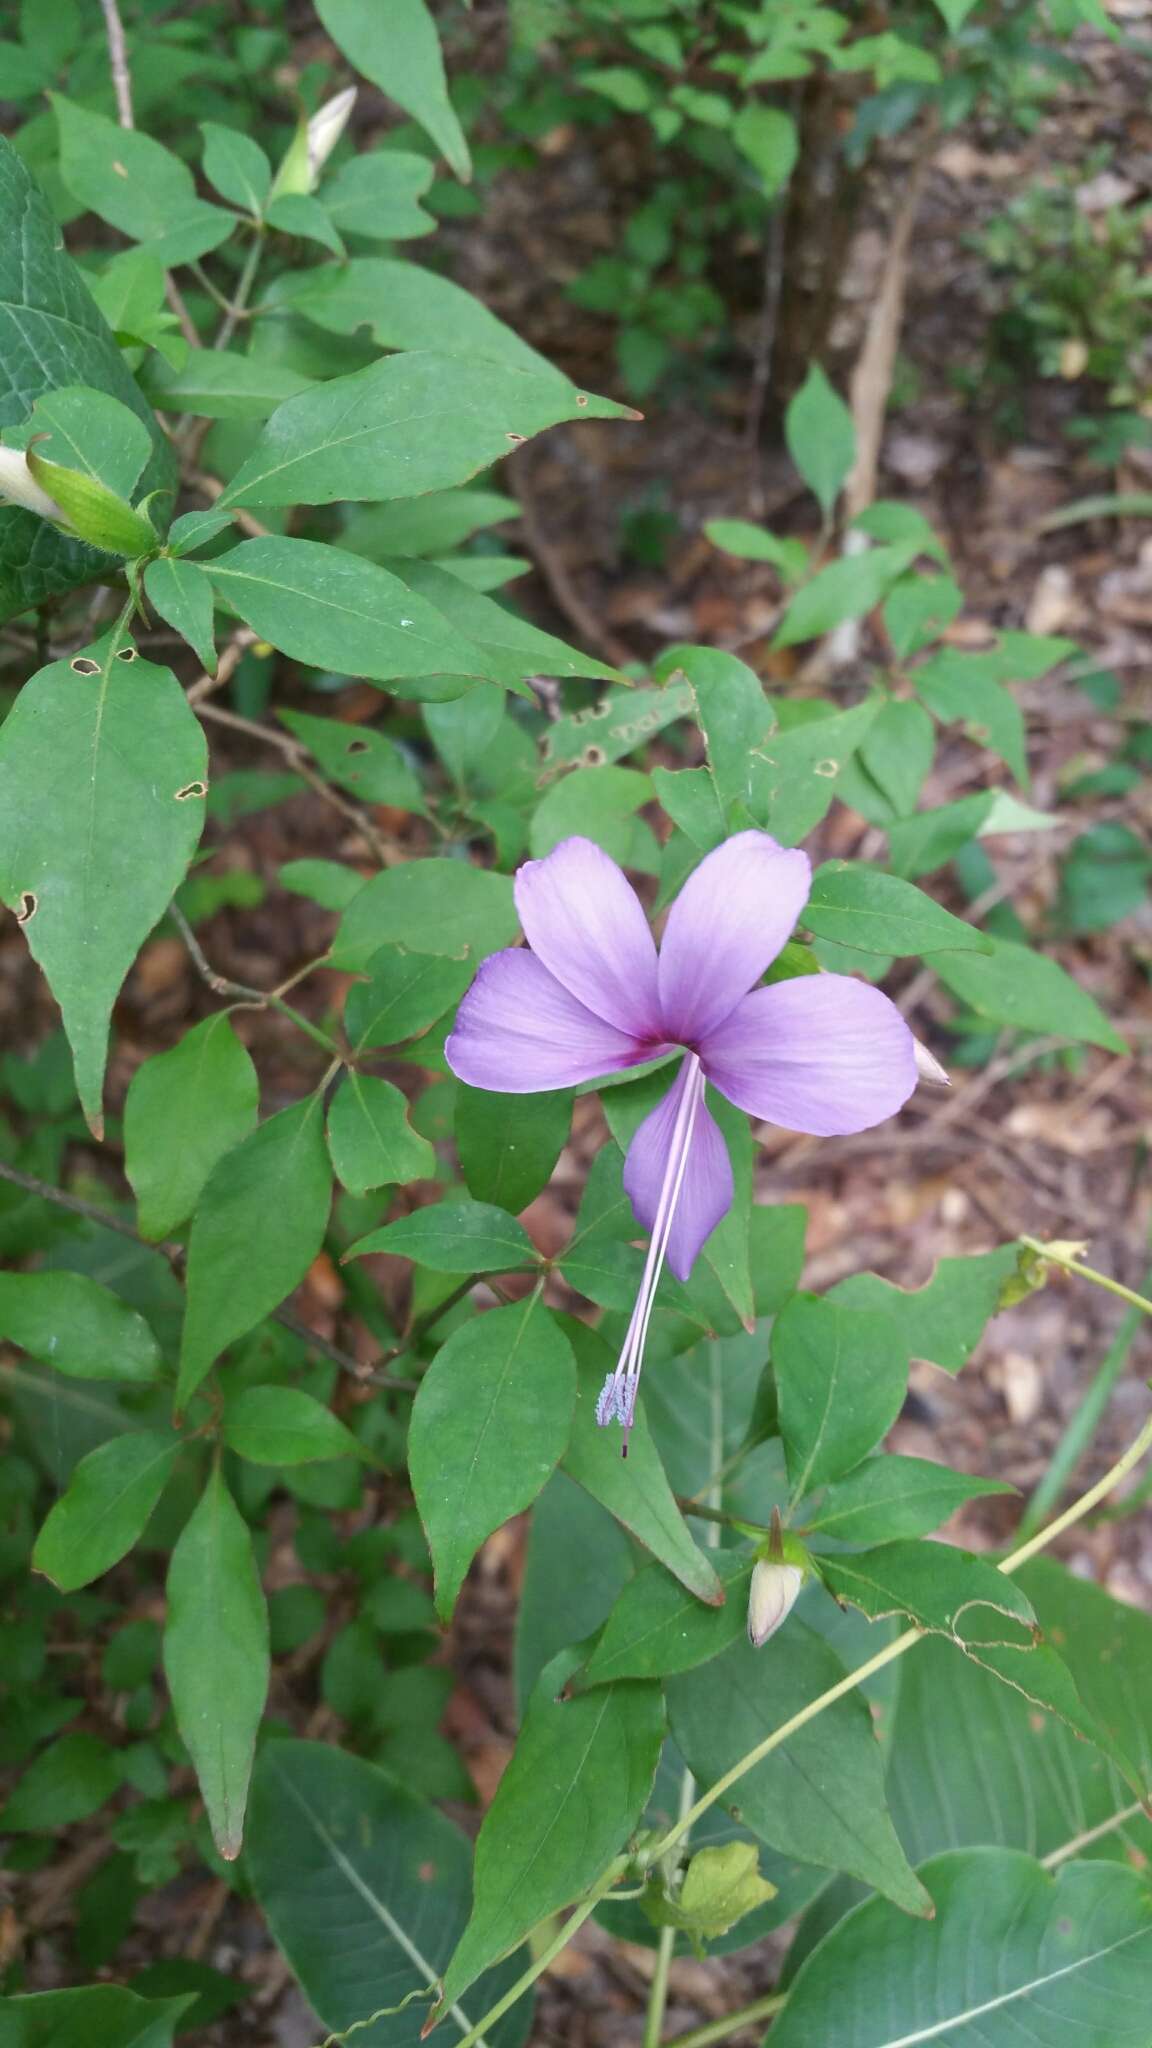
[0,635,206,1133]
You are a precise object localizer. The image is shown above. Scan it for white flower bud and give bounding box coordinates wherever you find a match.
[747,1558,804,1648]
[0,445,64,524]
[912,1035,950,1088]
[306,86,356,186]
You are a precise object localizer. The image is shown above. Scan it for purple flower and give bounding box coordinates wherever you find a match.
[445,833,917,1442]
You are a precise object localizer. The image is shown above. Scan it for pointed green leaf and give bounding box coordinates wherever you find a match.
[409,1297,576,1619]
[832,1245,1018,1374]
[819,1540,1037,1646]
[277,709,424,812]
[314,0,471,178]
[668,1627,931,1915]
[456,1084,573,1214]
[802,1453,1013,1543]
[216,352,634,510]
[746,696,881,845]
[0,1984,194,2047]
[0,634,206,1133]
[199,121,272,216]
[804,862,992,957]
[222,1386,365,1466]
[54,96,236,265]
[933,939,1125,1053]
[277,256,548,371]
[772,1293,910,1498]
[437,1652,665,2010]
[346,1199,535,1273]
[177,1096,332,1407]
[124,1015,259,1243]
[395,557,625,686]
[322,153,436,242]
[163,1467,268,1859]
[344,944,472,1052]
[582,1552,752,1687]
[785,365,857,517]
[330,860,517,972]
[33,1430,180,1590]
[143,557,216,673]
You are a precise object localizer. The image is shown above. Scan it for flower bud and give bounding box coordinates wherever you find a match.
[0,445,64,524]
[747,1557,804,1648]
[912,1035,950,1088]
[306,86,356,185]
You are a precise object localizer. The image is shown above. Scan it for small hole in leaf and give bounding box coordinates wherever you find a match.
[581,744,607,767]
[17,891,36,925]
[116,646,137,662]
[345,739,370,755]
[71,657,100,676]
[506,432,525,444]
[174,780,208,801]
[814,758,839,779]
[575,393,589,407]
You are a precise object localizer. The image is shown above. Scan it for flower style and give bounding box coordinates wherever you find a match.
[445,833,917,1442]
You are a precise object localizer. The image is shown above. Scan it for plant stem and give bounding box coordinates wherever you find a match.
[1040,1800,1148,1871]
[169,904,345,1059]
[1019,1236,1152,1320]
[444,1860,629,2048]
[663,1992,788,2048]
[1017,1256,1152,1539]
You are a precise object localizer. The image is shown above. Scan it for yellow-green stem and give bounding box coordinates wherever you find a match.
[1020,1236,1152,1320]
[445,1859,629,2048]
[663,1991,788,2048]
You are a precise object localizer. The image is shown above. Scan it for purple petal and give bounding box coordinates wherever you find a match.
[623,1060,735,1281]
[514,836,661,1040]
[700,974,917,1136]
[658,832,811,1044]
[445,948,646,1093]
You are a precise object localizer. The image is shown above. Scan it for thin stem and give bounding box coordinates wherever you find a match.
[1019,1237,1152,1320]
[644,1928,677,2048]
[98,0,133,125]
[1017,1257,1152,1540]
[1041,1801,1148,1871]
[444,1860,629,2048]
[215,231,264,353]
[169,904,345,1059]
[674,1497,768,1537]
[664,1992,788,2048]
[998,1409,1152,1575]
[194,700,399,866]
[0,1160,142,1245]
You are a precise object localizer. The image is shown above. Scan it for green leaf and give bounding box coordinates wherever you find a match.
[322,151,436,241]
[163,1467,268,1859]
[206,537,486,690]
[143,558,216,673]
[646,1840,778,1940]
[1,1730,121,1831]
[331,860,517,972]
[0,1271,162,1383]
[199,122,272,216]
[582,1552,751,1687]
[883,573,963,658]
[277,709,424,812]
[560,1320,725,1606]
[916,648,1030,785]
[265,192,344,254]
[801,1453,1013,1544]
[123,1014,259,1242]
[326,1072,435,1196]
[33,1430,180,1590]
[344,487,518,561]
[314,0,472,179]
[803,861,992,957]
[731,104,798,190]
[539,678,694,777]
[53,96,236,265]
[746,696,880,845]
[223,1386,365,1466]
[658,644,778,824]
[832,1246,1019,1374]
[346,1199,536,1273]
[0,138,175,622]
[246,1739,533,2048]
[819,1540,1037,1646]
[456,1085,572,1214]
[770,1852,1152,2048]
[409,1296,576,1619]
[0,634,207,1133]
[531,764,652,860]
[142,352,313,420]
[437,1652,666,2010]
[773,545,916,649]
[218,352,633,511]
[704,517,808,581]
[785,365,856,517]
[1023,1559,1152,1797]
[177,1096,332,1408]
[276,256,551,373]
[772,1293,909,1498]
[516,1472,635,1707]
[668,1627,930,1914]
[887,791,995,877]
[344,945,472,1052]
[858,698,936,814]
[0,1984,194,2048]
[395,557,625,686]
[933,939,1126,1053]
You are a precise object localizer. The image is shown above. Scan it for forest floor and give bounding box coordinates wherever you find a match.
[4,18,1152,2047]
